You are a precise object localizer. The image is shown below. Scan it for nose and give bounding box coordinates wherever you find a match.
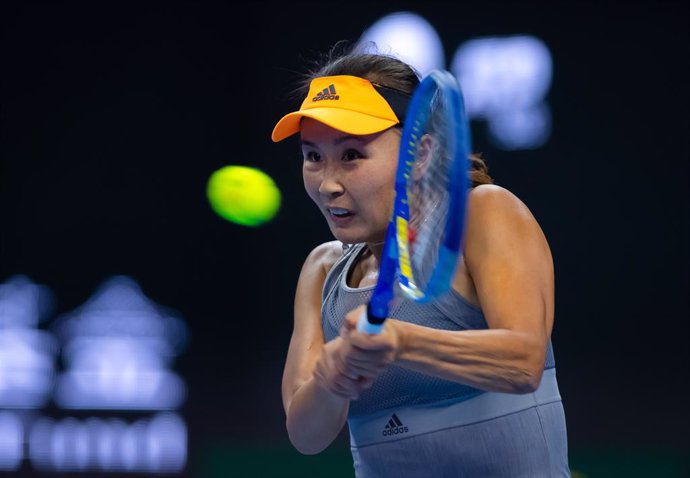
[317,163,345,197]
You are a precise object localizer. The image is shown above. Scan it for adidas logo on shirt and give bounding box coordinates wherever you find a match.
[312,84,339,101]
[382,413,409,436]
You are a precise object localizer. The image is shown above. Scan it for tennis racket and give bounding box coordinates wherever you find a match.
[356,69,471,334]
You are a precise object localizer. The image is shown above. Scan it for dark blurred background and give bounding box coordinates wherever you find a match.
[1,1,687,477]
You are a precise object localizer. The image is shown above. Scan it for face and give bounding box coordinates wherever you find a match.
[300,118,400,246]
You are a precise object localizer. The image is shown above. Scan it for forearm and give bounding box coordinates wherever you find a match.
[394,321,546,393]
[285,376,349,455]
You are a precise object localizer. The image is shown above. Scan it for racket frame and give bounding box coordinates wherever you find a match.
[358,70,471,334]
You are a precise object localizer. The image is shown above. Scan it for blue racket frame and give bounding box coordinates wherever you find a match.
[358,70,471,334]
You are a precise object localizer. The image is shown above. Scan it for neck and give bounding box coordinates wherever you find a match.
[365,240,385,262]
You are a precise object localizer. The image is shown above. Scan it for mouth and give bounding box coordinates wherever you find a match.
[326,207,354,221]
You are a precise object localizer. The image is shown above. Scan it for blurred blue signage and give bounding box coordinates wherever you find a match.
[359,12,553,151]
[0,275,189,473]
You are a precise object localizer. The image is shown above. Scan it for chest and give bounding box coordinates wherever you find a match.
[347,250,480,309]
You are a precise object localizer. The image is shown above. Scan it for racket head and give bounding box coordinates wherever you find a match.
[393,70,471,303]
[359,70,471,332]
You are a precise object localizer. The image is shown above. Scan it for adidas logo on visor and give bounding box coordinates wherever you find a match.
[312,84,339,102]
[382,413,409,436]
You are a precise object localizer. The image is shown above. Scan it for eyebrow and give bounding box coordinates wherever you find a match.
[299,135,362,149]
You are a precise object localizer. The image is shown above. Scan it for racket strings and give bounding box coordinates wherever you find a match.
[406,88,454,293]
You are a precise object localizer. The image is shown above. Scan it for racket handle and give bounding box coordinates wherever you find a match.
[356,305,385,334]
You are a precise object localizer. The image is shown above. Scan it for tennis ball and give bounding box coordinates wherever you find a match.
[206,165,281,227]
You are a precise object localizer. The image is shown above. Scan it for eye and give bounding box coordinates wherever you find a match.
[342,149,363,162]
[303,150,321,162]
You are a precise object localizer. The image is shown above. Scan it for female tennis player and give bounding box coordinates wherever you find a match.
[272,43,570,477]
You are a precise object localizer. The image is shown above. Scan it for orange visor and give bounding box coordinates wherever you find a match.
[271,75,407,142]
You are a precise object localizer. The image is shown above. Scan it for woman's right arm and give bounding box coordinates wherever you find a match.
[281,241,365,455]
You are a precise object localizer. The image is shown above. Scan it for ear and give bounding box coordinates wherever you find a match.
[413,134,434,182]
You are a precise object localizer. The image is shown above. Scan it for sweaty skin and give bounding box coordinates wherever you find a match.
[282,120,554,454]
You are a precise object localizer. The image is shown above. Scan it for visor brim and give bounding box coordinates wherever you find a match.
[271,108,399,142]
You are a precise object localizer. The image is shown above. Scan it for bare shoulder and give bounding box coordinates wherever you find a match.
[293,240,344,321]
[464,184,550,256]
[467,184,535,221]
[301,240,345,278]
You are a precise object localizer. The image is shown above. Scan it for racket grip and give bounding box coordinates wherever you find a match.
[356,305,385,334]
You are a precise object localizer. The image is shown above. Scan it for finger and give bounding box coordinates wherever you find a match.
[345,349,390,366]
[339,323,353,339]
[334,356,364,381]
[348,334,395,352]
[343,358,389,378]
[332,376,365,399]
[344,310,361,327]
[343,305,366,331]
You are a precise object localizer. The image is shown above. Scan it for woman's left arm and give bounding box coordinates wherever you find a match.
[343,184,555,394]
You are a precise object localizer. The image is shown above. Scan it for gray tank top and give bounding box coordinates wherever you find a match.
[322,242,556,418]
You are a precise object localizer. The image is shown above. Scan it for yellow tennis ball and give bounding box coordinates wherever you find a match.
[206,165,281,227]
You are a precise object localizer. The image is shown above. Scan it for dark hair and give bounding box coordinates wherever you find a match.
[295,41,493,187]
